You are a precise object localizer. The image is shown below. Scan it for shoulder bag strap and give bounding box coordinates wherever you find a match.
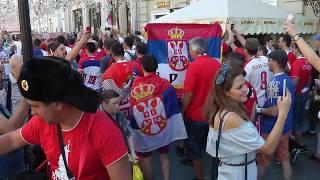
[57,124,75,179]
[214,111,230,179]
[245,153,248,180]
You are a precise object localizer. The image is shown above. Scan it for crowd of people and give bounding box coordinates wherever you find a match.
[0,20,318,180]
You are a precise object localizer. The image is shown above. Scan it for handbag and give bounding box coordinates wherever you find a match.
[57,124,75,180]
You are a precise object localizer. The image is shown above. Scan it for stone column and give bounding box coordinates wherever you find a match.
[138,0,147,31]
[118,2,128,34]
[129,0,137,31]
[83,2,90,29]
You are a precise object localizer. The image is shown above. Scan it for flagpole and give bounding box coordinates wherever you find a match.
[18,0,33,63]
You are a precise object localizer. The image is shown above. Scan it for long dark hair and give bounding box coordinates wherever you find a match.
[205,65,248,126]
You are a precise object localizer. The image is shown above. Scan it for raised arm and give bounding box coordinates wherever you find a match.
[284,21,320,72]
[225,24,234,46]
[65,32,91,62]
[233,28,246,47]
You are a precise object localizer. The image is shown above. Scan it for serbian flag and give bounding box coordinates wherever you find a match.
[105,12,113,29]
[102,61,143,120]
[130,73,188,152]
[145,23,222,99]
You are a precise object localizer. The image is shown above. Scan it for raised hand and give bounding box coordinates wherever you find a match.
[283,21,298,37]
[277,88,291,116]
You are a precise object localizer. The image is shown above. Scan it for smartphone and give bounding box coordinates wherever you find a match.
[86,27,91,33]
[283,79,286,97]
[231,24,234,30]
[287,14,294,22]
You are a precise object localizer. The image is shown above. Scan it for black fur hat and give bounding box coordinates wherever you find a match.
[18,56,99,113]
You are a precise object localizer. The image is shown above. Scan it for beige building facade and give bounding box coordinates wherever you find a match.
[277,0,319,34]
[40,0,318,35]
[137,0,191,30]
[59,0,192,33]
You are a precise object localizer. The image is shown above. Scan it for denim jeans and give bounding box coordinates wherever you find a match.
[293,93,309,131]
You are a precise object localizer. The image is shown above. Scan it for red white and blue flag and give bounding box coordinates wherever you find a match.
[145,23,222,99]
[130,73,188,152]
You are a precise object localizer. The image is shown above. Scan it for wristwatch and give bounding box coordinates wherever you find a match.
[292,34,301,42]
[256,106,263,114]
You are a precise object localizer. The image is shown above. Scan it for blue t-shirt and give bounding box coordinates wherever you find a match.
[261,73,295,134]
[33,47,43,57]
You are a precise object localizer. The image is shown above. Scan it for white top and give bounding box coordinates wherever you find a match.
[13,41,22,54]
[41,50,48,56]
[244,56,272,106]
[124,49,136,61]
[206,113,265,180]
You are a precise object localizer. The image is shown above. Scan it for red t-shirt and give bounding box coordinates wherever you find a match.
[133,57,143,66]
[80,50,105,60]
[80,48,87,58]
[184,55,221,121]
[287,51,296,70]
[102,60,143,87]
[97,50,107,59]
[244,81,257,118]
[41,42,47,51]
[290,56,312,94]
[21,111,128,180]
[234,47,248,59]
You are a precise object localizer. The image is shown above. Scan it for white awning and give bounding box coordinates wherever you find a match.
[152,0,317,35]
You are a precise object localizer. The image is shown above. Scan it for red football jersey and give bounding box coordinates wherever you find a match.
[287,51,296,70]
[290,56,312,94]
[102,60,143,87]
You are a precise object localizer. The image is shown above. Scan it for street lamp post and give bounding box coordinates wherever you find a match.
[18,0,33,63]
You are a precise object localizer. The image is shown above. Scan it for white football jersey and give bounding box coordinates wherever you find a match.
[244,56,272,106]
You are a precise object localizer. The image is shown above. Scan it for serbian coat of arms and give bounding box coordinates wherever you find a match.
[166,27,189,71]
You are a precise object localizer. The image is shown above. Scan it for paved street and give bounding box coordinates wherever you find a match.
[151,124,320,180]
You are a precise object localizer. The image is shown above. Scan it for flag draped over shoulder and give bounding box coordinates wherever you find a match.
[145,23,222,99]
[130,73,188,152]
[102,61,142,119]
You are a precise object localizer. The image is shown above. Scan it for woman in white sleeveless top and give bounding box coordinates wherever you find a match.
[205,63,291,180]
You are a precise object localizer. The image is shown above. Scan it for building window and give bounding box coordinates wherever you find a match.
[151,10,170,21]
[73,8,83,32]
[89,3,102,34]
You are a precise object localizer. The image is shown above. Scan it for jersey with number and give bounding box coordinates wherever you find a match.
[262,73,295,134]
[244,56,272,106]
[78,56,102,91]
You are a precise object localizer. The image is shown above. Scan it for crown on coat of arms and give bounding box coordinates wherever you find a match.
[168,27,185,39]
[131,83,155,101]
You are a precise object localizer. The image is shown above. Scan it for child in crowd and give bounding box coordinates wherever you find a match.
[101,89,138,161]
